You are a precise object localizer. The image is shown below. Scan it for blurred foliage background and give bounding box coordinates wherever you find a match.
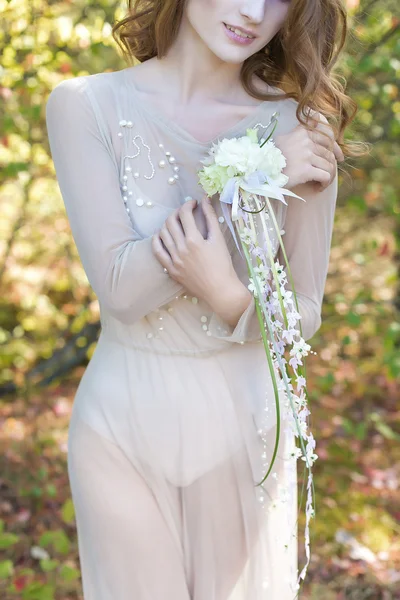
[0,0,399,598]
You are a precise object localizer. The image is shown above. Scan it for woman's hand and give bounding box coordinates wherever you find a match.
[274,111,344,193]
[151,197,249,317]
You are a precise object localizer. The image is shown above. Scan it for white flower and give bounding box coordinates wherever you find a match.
[254,264,270,280]
[215,136,261,178]
[296,375,307,390]
[30,546,50,560]
[274,261,288,284]
[257,140,288,183]
[213,134,288,181]
[272,287,293,310]
[293,419,308,438]
[248,276,265,297]
[301,450,319,467]
[289,446,303,461]
[239,227,257,245]
[290,339,311,361]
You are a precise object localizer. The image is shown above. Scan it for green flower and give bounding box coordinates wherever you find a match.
[198,164,231,196]
[246,127,259,144]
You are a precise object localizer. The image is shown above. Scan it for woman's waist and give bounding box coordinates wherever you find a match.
[99,297,262,357]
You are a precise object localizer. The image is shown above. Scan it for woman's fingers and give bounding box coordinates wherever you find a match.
[201,196,221,240]
[151,231,176,274]
[308,164,332,188]
[333,140,345,162]
[179,199,203,242]
[158,224,180,263]
[311,141,335,162]
[310,155,336,185]
[152,199,202,278]
[309,113,344,162]
[310,126,335,152]
[165,209,186,252]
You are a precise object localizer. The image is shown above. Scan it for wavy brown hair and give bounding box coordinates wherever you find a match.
[112,0,369,164]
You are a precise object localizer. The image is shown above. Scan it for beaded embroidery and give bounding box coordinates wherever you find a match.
[118,119,181,217]
[116,116,282,343]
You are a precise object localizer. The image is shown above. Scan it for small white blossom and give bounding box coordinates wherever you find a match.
[248,276,265,297]
[30,546,50,560]
[289,446,303,461]
[290,339,311,361]
[254,264,270,280]
[272,288,293,310]
[293,419,308,438]
[301,451,319,467]
[239,227,257,245]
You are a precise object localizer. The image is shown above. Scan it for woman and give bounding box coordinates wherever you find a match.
[45,0,356,598]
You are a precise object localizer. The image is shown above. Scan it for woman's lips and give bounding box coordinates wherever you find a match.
[223,23,257,45]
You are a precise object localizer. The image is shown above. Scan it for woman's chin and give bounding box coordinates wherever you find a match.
[209,43,255,65]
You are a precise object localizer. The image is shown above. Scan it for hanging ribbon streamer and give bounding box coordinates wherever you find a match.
[219,170,305,256]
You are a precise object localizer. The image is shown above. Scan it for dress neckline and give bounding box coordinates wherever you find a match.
[121,67,285,147]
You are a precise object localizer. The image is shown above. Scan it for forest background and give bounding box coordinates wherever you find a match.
[0,0,399,598]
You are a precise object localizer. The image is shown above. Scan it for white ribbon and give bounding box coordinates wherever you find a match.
[219,170,305,256]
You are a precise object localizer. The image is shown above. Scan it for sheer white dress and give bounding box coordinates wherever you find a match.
[45,66,338,600]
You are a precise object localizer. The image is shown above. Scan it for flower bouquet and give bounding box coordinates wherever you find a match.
[198,112,318,592]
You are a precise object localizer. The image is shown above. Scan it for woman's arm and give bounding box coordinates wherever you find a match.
[45,78,186,325]
[275,171,338,341]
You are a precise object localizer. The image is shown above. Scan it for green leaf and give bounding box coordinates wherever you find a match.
[39,530,70,555]
[346,311,361,326]
[355,422,368,441]
[46,484,57,498]
[2,163,30,177]
[375,421,400,441]
[39,558,59,572]
[22,581,55,600]
[0,532,19,550]
[0,560,14,578]
[61,498,75,525]
[59,563,80,582]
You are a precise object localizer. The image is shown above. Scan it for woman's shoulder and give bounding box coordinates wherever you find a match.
[47,70,125,109]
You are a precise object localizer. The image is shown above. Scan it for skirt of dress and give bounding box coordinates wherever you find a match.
[67,334,299,600]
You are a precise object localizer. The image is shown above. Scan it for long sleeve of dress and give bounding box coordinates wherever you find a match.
[208,171,338,344]
[45,79,185,325]
[207,294,262,343]
[276,173,338,341]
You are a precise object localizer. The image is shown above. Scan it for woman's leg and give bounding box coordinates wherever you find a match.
[181,444,262,600]
[180,423,297,600]
[67,411,191,600]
